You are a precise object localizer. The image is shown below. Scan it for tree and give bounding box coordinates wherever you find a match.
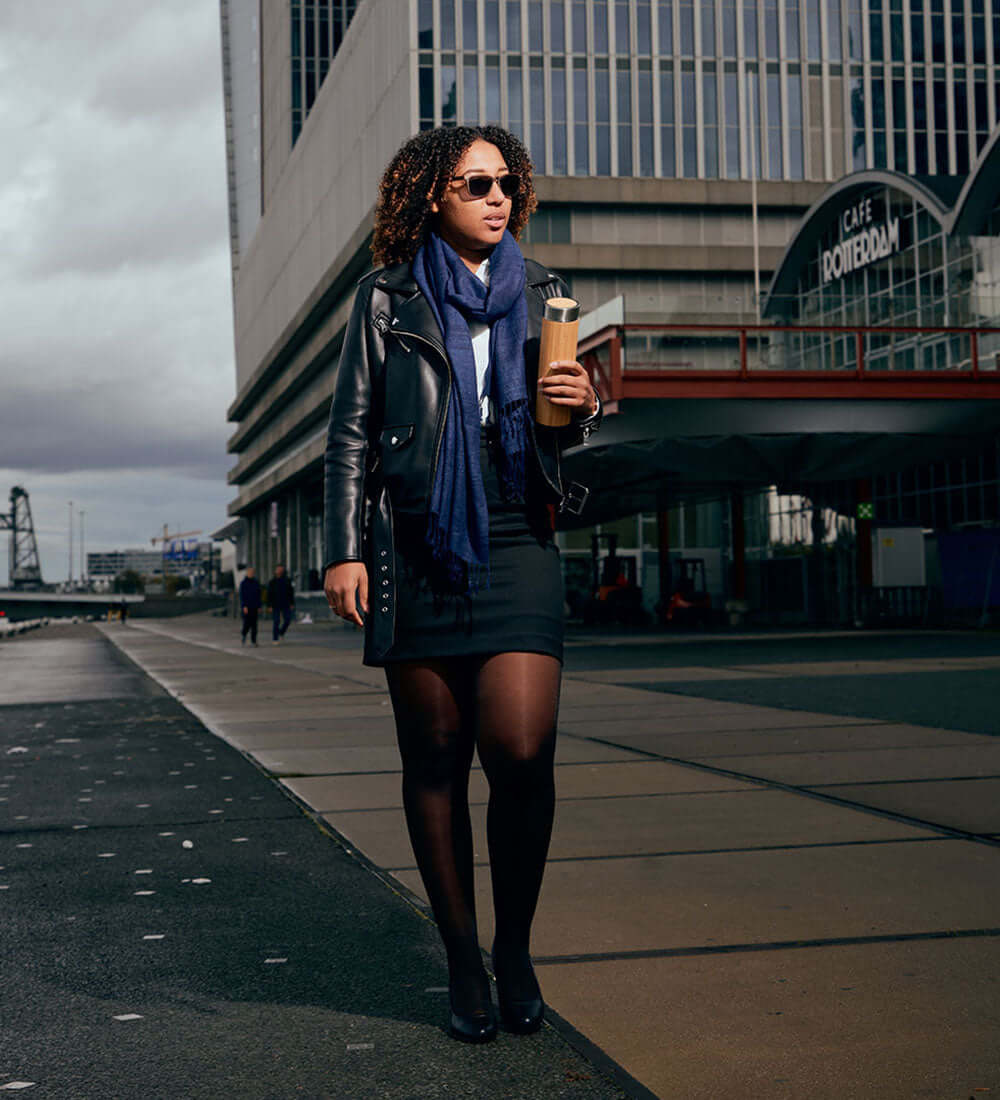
[164,574,191,596]
[113,570,145,594]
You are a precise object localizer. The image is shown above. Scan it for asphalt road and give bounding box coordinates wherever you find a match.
[0,625,632,1100]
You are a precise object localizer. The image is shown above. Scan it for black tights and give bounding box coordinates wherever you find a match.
[386,652,560,1016]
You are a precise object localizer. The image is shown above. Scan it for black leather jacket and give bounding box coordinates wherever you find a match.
[323,257,601,660]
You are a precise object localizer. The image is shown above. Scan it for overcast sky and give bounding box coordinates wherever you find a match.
[0,1,235,584]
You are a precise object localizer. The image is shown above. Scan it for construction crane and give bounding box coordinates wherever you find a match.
[151,526,203,575]
[150,525,202,547]
[0,487,43,588]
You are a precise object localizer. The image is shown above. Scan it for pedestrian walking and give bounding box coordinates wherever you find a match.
[267,563,295,644]
[239,566,262,646]
[323,126,601,1043]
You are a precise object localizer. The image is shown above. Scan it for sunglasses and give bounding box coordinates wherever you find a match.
[449,172,521,199]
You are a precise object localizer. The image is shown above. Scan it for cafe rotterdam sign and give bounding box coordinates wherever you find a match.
[821,196,901,284]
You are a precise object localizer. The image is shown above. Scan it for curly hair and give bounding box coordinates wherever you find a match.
[371,125,538,267]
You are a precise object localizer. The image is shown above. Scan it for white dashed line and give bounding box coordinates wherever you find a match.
[191,878,212,885]
[0,1082,37,1090]
[133,869,153,875]
[263,957,288,964]
[159,832,175,837]
[142,934,165,941]
[134,891,155,896]
[112,1014,144,1021]
[97,853,117,859]
[231,837,249,843]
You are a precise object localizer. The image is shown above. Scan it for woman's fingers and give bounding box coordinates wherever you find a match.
[325,563,368,628]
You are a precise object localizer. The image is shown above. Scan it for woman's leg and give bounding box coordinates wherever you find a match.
[385,659,486,1016]
[474,651,561,1002]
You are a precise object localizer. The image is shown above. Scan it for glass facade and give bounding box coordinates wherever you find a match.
[773,182,1000,371]
[415,0,1000,180]
[291,0,360,144]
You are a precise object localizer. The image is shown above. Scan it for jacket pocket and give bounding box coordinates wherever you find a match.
[380,425,415,451]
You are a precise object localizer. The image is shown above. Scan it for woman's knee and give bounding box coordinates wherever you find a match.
[399,723,470,786]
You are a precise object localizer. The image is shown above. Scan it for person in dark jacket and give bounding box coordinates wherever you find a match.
[239,566,262,646]
[267,564,295,644]
[323,126,601,1044]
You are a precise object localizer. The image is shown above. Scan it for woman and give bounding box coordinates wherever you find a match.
[323,125,601,1043]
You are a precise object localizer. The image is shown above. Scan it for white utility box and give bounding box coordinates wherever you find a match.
[872,527,926,587]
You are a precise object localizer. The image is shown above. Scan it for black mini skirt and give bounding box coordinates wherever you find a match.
[365,429,564,667]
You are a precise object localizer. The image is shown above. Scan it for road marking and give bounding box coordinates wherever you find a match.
[158,832,175,837]
[97,853,116,859]
[263,957,287,964]
[191,878,211,885]
[112,1014,144,1021]
[347,1043,374,1051]
[0,1082,37,1090]
[142,934,165,941]
[231,837,249,842]
[182,840,193,849]
[133,869,153,875]
[134,891,155,896]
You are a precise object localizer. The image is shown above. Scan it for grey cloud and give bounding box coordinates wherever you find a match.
[0,0,238,547]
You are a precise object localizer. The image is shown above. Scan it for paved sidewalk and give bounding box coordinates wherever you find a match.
[0,624,632,1099]
[100,614,1000,1099]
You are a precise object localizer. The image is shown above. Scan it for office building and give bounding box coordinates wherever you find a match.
[220,1,1000,621]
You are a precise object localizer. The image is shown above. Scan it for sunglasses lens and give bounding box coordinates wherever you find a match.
[466,176,492,197]
[462,175,520,198]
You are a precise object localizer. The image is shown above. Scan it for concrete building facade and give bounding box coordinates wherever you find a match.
[219,0,1000,622]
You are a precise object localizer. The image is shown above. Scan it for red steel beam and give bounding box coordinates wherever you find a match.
[619,377,1000,399]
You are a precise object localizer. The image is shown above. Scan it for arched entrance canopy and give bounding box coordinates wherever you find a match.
[950,125,1000,236]
[763,170,962,318]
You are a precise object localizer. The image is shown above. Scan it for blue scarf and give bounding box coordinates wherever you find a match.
[411,230,530,590]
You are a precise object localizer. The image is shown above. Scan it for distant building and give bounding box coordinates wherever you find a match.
[87,543,214,580]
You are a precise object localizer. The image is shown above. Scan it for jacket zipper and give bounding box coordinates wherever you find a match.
[390,328,452,500]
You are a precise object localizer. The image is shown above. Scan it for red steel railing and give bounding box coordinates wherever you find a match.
[577,323,1000,402]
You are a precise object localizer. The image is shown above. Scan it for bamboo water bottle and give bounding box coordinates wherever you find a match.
[535,297,580,428]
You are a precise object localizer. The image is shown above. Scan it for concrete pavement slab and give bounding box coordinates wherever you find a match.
[223,721,400,750]
[604,722,993,760]
[285,761,755,815]
[393,835,999,957]
[811,777,1000,834]
[348,788,931,872]
[695,742,1000,785]
[251,745,405,776]
[534,938,1000,1099]
[561,709,874,735]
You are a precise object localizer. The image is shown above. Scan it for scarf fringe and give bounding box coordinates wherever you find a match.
[497,398,530,502]
[426,510,490,594]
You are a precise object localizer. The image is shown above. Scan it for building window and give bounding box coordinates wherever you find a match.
[522,208,572,242]
[617,62,633,174]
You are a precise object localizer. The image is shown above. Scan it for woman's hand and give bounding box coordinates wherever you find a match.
[538,360,598,416]
[324,562,369,628]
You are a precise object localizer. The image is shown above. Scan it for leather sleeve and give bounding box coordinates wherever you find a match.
[323,278,376,571]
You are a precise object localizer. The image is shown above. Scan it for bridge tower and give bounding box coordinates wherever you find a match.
[0,487,44,588]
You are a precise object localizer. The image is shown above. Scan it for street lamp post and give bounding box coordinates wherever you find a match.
[80,510,86,586]
[68,500,73,586]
